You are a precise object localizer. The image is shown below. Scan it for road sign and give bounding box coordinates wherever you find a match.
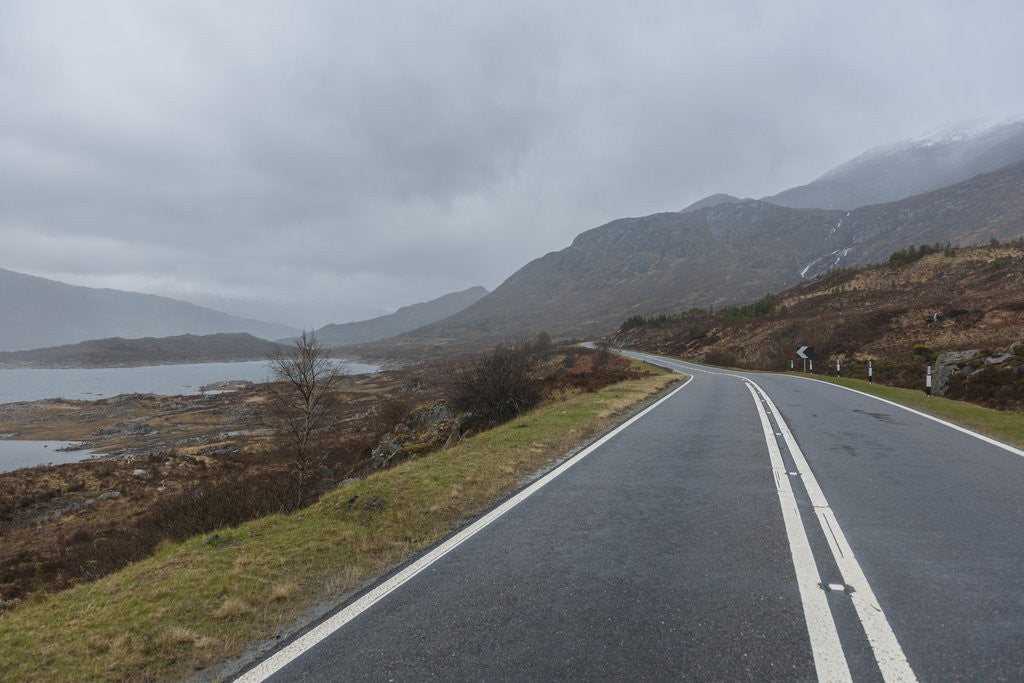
[796,345,815,360]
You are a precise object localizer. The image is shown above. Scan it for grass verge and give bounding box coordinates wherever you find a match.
[0,366,679,681]
[798,374,1024,449]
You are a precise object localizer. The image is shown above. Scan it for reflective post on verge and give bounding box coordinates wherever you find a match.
[925,365,932,397]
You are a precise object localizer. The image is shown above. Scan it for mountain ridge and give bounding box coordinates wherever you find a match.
[763,118,1024,210]
[0,268,297,351]
[408,159,1024,343]
[314,286,488,347]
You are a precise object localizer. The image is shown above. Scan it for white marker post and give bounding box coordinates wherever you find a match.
[868,360,873,384]
[836,359,841,378]
[926,365,932,397]
[809,359,813,372]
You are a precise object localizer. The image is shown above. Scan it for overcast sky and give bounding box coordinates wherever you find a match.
[2,1,1024,328]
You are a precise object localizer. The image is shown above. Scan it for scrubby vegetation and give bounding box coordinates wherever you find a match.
[0,341,644,611]
[888,242,957,265]
[621,313,675,330]
[718,294,783,321]
[613,242,1024,412]
[450,341,543,428]
[0,365,678,681]
[619,295,782,332]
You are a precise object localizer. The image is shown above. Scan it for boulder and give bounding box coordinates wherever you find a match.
[933,350,980,396]
[986,352,1014,366]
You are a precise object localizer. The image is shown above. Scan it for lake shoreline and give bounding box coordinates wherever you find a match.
[0,359,379,405]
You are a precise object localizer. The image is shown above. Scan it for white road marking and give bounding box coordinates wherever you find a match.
[787,374,1024,460]
[747,384,852,682]
[235,376,693,683]
[622,350,917,682]
[750,376,917,682]
[827,584,846,592]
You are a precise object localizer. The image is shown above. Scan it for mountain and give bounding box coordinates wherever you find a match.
[679,194,749,213]
[764,118,1024,210]
[0,333,283,368]
[0,268,297,351]
[314,286,488,347]
[411,160,1024,342]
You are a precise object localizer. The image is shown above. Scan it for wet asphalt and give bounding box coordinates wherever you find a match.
[255,352,1024,682]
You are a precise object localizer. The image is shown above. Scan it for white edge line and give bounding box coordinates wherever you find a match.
[624,349,1024,460]
[783,374,1024,459]
[236,375,693,682]
[746,383,852,683]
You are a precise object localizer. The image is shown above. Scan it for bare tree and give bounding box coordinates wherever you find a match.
[264,331,344,509]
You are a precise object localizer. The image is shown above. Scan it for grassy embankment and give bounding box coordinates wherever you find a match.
[797,374,1024,448]
[0,364,679,681]
[651,349,1024,448]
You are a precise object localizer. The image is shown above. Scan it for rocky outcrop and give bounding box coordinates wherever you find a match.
[933,343,1024,397]
[370,401,467,469]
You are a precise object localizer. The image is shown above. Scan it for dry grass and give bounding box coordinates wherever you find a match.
[0,366,678,681]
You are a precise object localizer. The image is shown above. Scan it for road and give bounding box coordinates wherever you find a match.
[238,351,1024,682]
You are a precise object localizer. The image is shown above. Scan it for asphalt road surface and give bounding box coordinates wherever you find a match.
[239,351,1024,682]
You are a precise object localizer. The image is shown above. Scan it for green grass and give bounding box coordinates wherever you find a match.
[797,374,1024,449]
[0,367,678,682]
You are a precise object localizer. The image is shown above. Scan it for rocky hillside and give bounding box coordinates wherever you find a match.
[0,333,283,368]
[612,243,1024,409]
[764,118,1024,209]
[411,160,1024,342]
[315,286,487,347]
[0,268,296,351]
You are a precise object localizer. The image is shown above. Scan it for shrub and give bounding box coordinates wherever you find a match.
[889,242,954,266]
[532,330,553,355]
[718,294,781,321]
[911,343,937,363]
[621,314,646,330]
[450,342,542,428]
[371,398,413,437]
[703,348,738,367]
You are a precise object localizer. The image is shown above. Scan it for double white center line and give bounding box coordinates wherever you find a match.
[748,379,916,682]
[623,351,916,682]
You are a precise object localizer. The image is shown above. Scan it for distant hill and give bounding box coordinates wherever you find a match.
[314,286,488,347]
[0,333,284,368]
[0,268,297,351]
[764,118,1024,210]
[410,160,1024,342]
[679,194,750,213]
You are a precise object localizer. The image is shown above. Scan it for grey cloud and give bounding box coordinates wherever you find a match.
[2,0,1024,327]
